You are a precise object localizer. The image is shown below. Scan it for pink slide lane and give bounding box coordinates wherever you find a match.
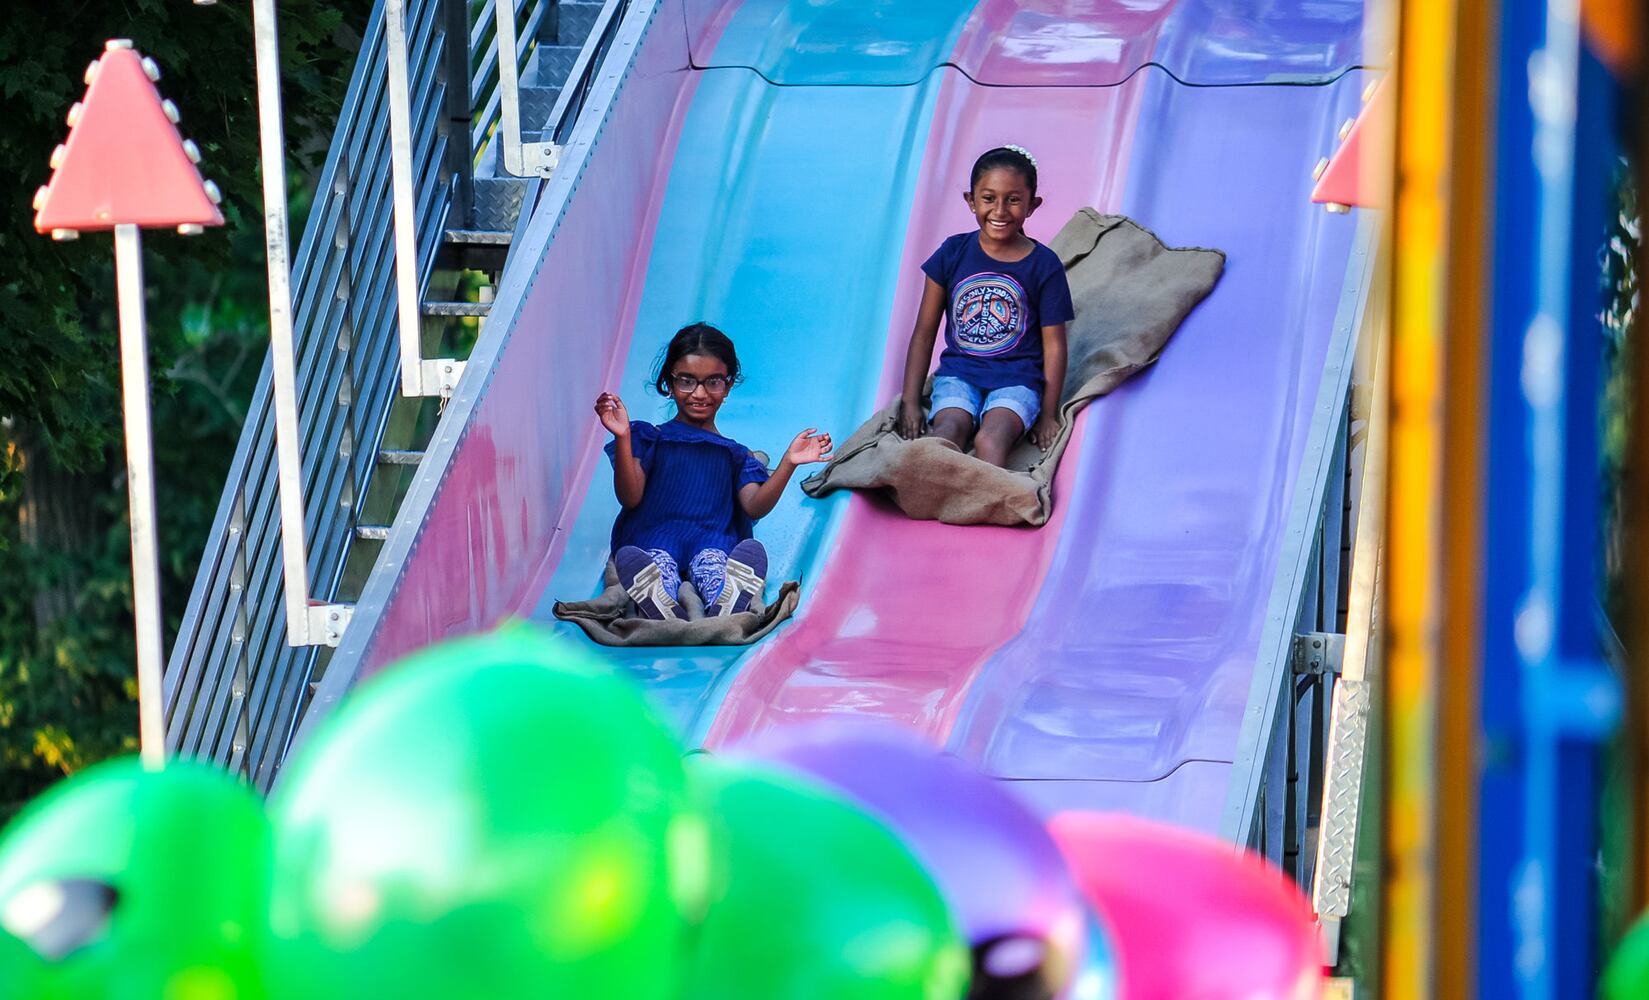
[703,5,1174,748]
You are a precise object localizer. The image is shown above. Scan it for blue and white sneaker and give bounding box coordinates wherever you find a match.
[707,539,768,617]
[614,546,683,621]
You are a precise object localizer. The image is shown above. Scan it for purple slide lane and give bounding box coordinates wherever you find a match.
[703,4,1174,748]
[948,70,1368,833]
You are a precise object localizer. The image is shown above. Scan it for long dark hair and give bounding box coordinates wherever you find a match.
[970,146,1038,196]
[650,322,743,396]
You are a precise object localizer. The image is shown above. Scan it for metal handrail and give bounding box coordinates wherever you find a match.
[543,0,627,146]
[467,0,550,166]
[164,0,493,788]
[244,0,348,652]
[290,0,653,760]
[1221,215,1381,880]
[168,0,629,789]
[490,0,559,175]
[387,0,466,398]
[1310,318,1387,949]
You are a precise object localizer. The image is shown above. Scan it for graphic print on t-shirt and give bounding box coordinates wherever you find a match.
[950,271,1027,356]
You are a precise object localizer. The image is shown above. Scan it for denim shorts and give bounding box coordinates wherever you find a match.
[930,375,1041,430]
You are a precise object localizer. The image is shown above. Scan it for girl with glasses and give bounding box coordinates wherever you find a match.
[593,323,833,621]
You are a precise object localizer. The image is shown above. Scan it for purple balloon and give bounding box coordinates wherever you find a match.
[735,719,1090,998]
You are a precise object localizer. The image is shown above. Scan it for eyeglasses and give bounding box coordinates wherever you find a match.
[669,373,731,395]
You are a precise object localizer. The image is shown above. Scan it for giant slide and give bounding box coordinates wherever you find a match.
[315,0,1370,838]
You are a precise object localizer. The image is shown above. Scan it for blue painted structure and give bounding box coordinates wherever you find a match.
[1480,4,1623,996]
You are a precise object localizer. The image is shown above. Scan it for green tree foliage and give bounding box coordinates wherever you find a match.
[0,0,371,815]
[1599,154,1639,950]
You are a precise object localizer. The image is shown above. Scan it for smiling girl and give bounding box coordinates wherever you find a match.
[895,145,1073,467]
[595,323,832,621]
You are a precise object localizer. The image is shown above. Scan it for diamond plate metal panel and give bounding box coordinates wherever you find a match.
[471,176,527,230]
[1313,677,1371,917]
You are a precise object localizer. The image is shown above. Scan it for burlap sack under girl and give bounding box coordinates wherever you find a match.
[801,210,1225,526]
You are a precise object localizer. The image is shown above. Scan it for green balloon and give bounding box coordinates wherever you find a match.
[684,756,971,1000]
[1605,912,1649,1000]
[0,758,271,1000]
[0,930,48,1000]
[268,623,702,999]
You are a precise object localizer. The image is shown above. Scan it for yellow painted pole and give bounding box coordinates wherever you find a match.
[1381,0,1454,993]
[1433,0,1496,992]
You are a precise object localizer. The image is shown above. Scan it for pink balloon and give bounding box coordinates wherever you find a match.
[1047,812,1322,1000]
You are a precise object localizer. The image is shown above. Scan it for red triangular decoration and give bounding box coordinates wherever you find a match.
[34,44,223,233]
[1311,75,1392,210]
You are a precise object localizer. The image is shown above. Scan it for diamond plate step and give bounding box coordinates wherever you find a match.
[470,177,528,232]
[440,227,512,273]
[519,83,562,132]
[1312,677,1372,918]
[443,228,511,246]
[529,44,583,87]
[554,1,605,45]
[376,449,425,466]
[422,300,491,317]
[355,524,391,542]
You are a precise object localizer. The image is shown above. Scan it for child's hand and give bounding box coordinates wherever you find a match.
[595,392,630,438]
[1031,414,1060,450]
[785,428,834,466]
[896,402,927,440]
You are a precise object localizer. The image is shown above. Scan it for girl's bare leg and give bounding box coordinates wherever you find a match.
[929,407,974,451]
[973,409,1026,467]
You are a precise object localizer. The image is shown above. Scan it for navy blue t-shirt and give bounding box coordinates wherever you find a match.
[605,419,771,567]
[922,231,1075,394]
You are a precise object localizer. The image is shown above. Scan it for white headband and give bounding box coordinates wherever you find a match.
[1000,143,1038,168]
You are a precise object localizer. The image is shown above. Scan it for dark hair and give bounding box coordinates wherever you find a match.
[969,146,1038,196]
[651,322,743,396]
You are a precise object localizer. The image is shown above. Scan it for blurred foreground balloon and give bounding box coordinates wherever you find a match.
[0,758,271,999]
[0,930,47,999]
[747,720,1093,1000]
[267,623,703,999]
[1604,910,1649,1000]
[684,755,971,999]
[1061,908,1119,1000]
[1048,813,1321,1000]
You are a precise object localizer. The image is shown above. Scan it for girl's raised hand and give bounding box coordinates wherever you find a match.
[786,428,834,466]
[595,392,630,438]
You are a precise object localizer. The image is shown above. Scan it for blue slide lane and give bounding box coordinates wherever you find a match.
[532,0,982,737]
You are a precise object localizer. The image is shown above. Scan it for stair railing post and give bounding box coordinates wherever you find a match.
[493,0,561,177]
[222,0,354,645]
[386,0,466,399]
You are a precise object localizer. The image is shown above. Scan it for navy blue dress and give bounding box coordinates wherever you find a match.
[605,419,771,567]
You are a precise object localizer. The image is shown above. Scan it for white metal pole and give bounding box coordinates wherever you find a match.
[251,0,316,646]
[112,224,167,770]
[384,0,426,397]
[493,0,559,177]
[494,0,526,176]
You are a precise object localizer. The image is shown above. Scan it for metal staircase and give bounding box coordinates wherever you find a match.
[163,0,626,790]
